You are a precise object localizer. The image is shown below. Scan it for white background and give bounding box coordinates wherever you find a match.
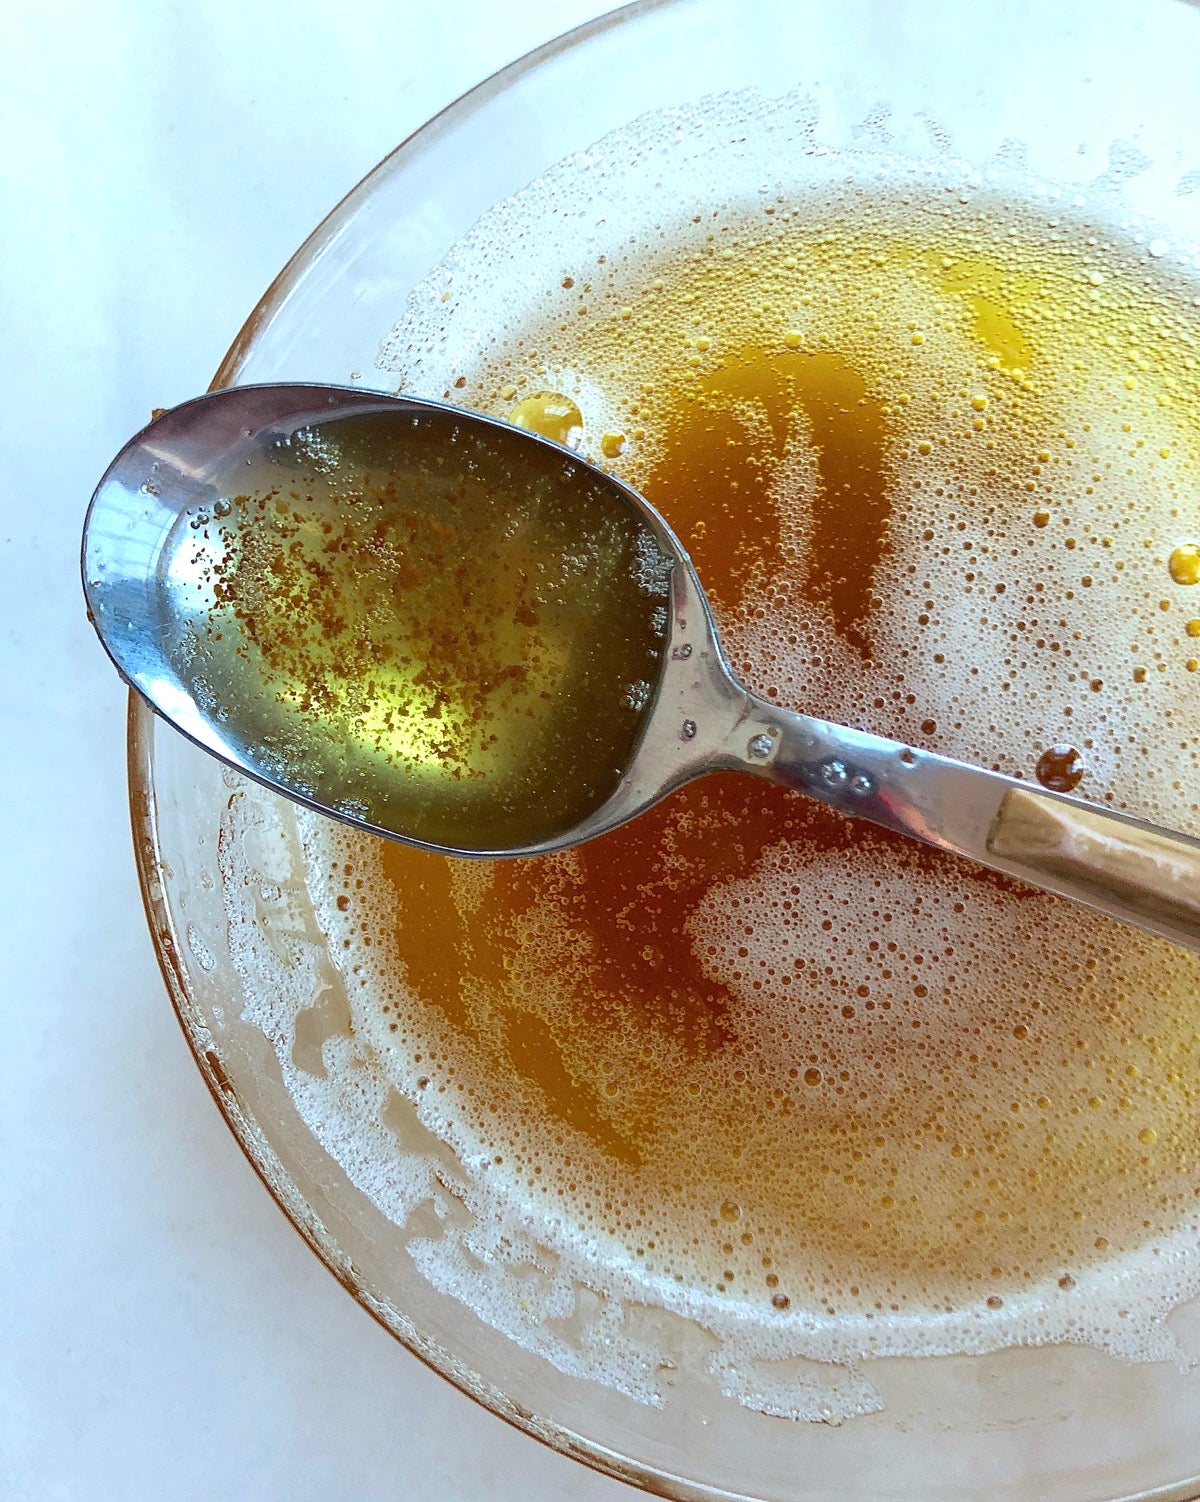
[0,3,645,1497]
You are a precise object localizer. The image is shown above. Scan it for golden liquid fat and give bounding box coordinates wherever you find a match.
[187,409,670,852]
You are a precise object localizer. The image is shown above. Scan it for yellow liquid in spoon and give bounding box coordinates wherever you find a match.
[182,407,673,851]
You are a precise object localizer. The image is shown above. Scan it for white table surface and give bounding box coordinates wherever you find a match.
[0,4,640,1497]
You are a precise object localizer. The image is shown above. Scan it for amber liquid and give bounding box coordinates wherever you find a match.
[311,186,1200,1321]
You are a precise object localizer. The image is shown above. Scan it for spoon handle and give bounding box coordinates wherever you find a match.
[740,703,1200,953]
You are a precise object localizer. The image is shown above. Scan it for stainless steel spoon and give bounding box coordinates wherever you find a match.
[83,383,1200,952]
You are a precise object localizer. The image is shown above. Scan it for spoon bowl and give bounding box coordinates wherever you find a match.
[84,383,1200,951]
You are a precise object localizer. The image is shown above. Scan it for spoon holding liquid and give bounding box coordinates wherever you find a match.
[83,383,1200,952]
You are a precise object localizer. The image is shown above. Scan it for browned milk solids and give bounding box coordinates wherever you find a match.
[236,179,1200,1398]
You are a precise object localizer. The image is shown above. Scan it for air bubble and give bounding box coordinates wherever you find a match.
[1035,744,1085,793]
[508,391,584,448]
[1168,543,1200,586]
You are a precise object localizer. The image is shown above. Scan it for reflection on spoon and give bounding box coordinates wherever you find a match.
[83,383,1200,952]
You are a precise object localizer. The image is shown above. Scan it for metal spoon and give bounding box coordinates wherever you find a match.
[83,383,1200,951]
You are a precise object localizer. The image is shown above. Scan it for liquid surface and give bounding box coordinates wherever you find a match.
[223,120,1200,1417]
[185,407,671,851]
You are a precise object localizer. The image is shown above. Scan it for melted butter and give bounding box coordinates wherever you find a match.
[305,186,1200,1322]
[185,407,670,852]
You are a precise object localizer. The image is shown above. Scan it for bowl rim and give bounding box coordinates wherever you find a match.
[207,0,662,395]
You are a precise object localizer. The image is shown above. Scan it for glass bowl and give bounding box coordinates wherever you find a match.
[130,2,1200,1497]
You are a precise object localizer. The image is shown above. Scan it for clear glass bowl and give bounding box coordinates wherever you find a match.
[130,2,1200,1496]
